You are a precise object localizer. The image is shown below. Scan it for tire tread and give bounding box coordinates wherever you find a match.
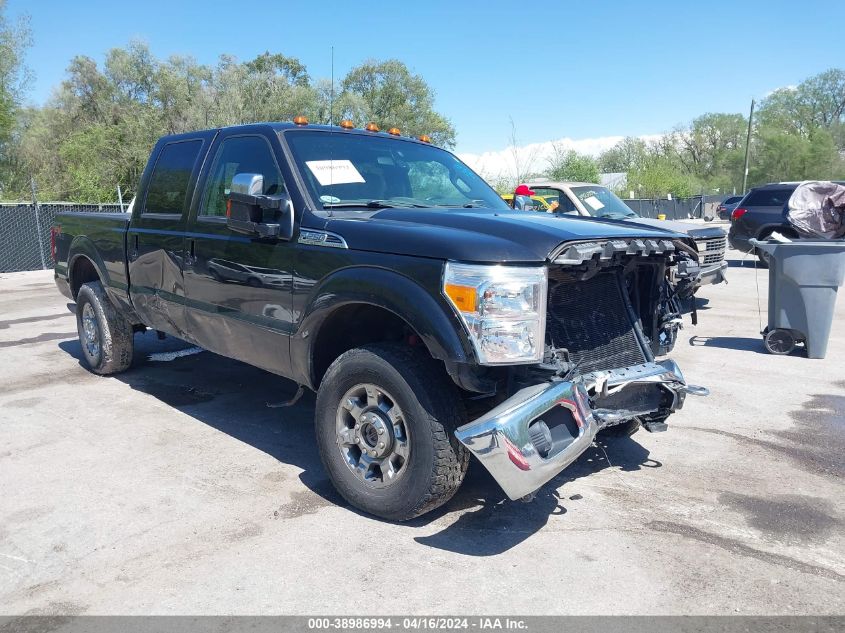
[76,281,134,375]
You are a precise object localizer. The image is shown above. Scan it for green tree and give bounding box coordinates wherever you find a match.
[757,69,845,142]
[546,145,600,183]
[4,43,456,201]
[341,59,455,147]
[0,0,31,194]
[749,126,845,185]
[672,113,747,179]
[598,136,648,173]
[626,157,699,199]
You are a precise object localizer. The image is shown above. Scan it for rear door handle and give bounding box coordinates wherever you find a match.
[185,239,196,267]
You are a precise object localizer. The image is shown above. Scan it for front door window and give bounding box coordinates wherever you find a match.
[200,136,285,217]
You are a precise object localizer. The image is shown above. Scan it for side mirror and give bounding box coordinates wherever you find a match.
[226,173,294,240]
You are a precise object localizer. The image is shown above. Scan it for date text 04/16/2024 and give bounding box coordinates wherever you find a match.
[307,617,528,630]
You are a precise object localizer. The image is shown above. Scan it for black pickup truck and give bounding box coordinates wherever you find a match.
[53,121,707,520]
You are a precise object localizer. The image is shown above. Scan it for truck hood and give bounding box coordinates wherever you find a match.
[322,208,686,263]
[623,217,726,240]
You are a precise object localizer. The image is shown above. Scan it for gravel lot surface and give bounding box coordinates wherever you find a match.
[1,251,843,615]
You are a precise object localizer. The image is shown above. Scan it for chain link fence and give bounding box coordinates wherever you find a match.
[622,195,726,221]
[1,203,125,273]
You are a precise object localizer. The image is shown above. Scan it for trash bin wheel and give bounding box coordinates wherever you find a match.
[764,328,796,355]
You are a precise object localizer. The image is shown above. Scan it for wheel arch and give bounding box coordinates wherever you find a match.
[291,267,475,390]
[68,251,105,299]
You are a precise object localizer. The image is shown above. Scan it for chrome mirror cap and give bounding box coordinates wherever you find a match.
[230,173,264,196]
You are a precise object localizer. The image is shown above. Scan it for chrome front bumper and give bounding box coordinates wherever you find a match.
[454,360,706,500]
[698,260,728,286]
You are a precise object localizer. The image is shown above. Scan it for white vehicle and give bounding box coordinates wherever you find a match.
[527,181,728,287]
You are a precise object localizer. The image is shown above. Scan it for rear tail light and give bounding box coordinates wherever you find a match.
[731,208,747,221]
[50,225,61,262]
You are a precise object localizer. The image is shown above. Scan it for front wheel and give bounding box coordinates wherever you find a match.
[315,344,469,521]
[75,281,134,374]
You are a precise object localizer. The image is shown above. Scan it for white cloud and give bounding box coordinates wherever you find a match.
[458,134,663,182]
[763,84,797,98]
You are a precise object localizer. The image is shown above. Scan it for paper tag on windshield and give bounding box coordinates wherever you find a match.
[583,195,605,211]
[305,160,365,186]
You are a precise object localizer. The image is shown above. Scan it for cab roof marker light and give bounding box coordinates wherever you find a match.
[387,127,401,136]
[339,119,354,129]
[365,122,380,132]
[417,134,432,143]
[293,115,308,126]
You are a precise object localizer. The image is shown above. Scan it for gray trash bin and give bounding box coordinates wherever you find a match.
[750,239,845,358]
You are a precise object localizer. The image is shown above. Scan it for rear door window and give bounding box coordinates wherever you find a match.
[143,140,203,215]
[743,188,795,207]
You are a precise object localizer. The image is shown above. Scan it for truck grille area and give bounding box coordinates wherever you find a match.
[696,236,727,265]
[547,271,647,374]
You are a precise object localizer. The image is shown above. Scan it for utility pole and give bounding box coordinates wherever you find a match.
[741,98,755,194]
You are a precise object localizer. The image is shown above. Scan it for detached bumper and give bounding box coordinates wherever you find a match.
[454,360,705,500]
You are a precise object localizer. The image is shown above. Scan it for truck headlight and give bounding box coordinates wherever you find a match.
[443,262,547,365]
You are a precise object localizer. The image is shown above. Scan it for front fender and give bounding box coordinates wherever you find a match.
[290,266,476,389]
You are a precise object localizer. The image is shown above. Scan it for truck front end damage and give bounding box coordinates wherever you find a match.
[454,238,708,500]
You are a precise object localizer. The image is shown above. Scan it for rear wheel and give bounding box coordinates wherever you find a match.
[315,344,469,521]
[75,281,134,374]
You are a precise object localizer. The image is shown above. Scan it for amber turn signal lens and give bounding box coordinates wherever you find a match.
[339,119,354,129]
[365,122,380,132]
[417,134,431,143]
[387,127,401,136]
[444,283,477,313]
[293,115,308,126]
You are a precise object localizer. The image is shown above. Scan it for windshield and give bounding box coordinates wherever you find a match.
[284,130,510,212]
[570,186,639,220]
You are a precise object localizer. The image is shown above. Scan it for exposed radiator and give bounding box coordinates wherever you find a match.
[546,271,647,374]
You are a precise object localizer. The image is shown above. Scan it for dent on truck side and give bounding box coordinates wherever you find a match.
[289,263,476,391]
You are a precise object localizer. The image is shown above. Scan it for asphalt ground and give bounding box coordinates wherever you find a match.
[0,250,843,615]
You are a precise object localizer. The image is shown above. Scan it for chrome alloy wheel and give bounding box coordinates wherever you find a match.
[336,383,410,488]
[81,302,101,365]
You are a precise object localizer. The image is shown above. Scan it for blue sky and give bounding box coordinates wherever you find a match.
[11,0,845,155]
